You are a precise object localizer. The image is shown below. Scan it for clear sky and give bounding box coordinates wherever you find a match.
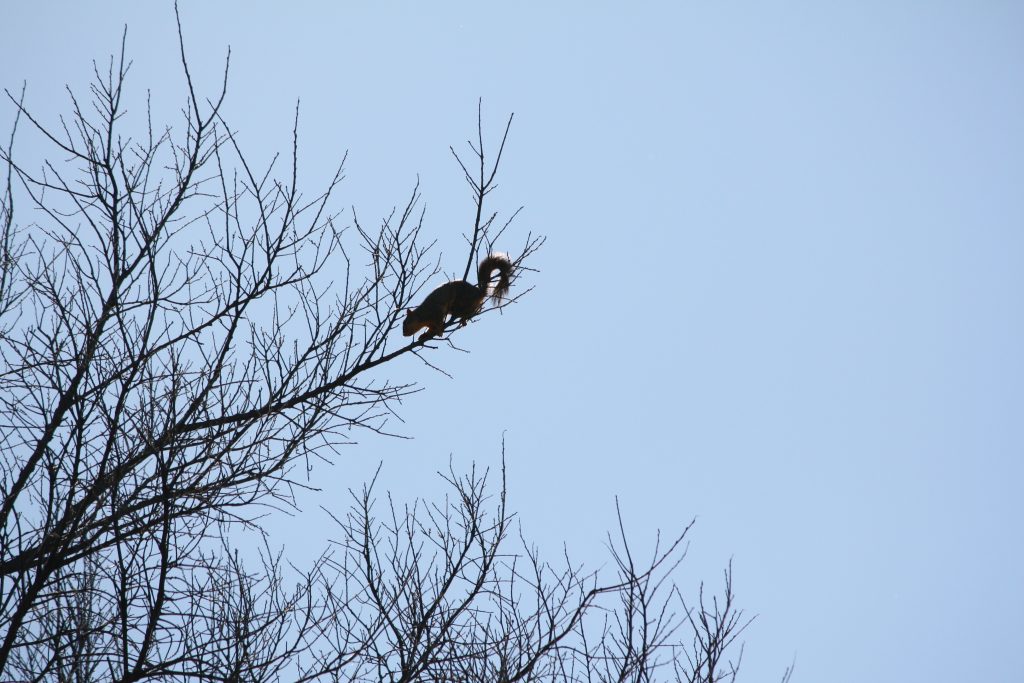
[3,2,1023,681]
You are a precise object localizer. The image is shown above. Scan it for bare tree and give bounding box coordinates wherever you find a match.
[0,11,767,683]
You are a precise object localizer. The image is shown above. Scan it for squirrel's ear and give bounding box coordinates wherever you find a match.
[405,308,414,315]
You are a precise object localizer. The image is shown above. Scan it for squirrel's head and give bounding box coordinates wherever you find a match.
[401,308,417,337]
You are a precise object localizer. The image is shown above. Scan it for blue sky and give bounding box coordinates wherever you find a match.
[3,2,1023,681]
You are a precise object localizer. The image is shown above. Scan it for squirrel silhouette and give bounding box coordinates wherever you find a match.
[402,253,512,342]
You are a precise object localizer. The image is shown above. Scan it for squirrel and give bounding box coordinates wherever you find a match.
[402,253,513,342]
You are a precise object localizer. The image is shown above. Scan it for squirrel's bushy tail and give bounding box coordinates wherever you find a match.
[478,253,512,300]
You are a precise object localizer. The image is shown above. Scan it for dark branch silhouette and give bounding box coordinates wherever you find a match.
[0,9,769,683]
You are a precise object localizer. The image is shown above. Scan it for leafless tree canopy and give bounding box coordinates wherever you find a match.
[0,16,778,683]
